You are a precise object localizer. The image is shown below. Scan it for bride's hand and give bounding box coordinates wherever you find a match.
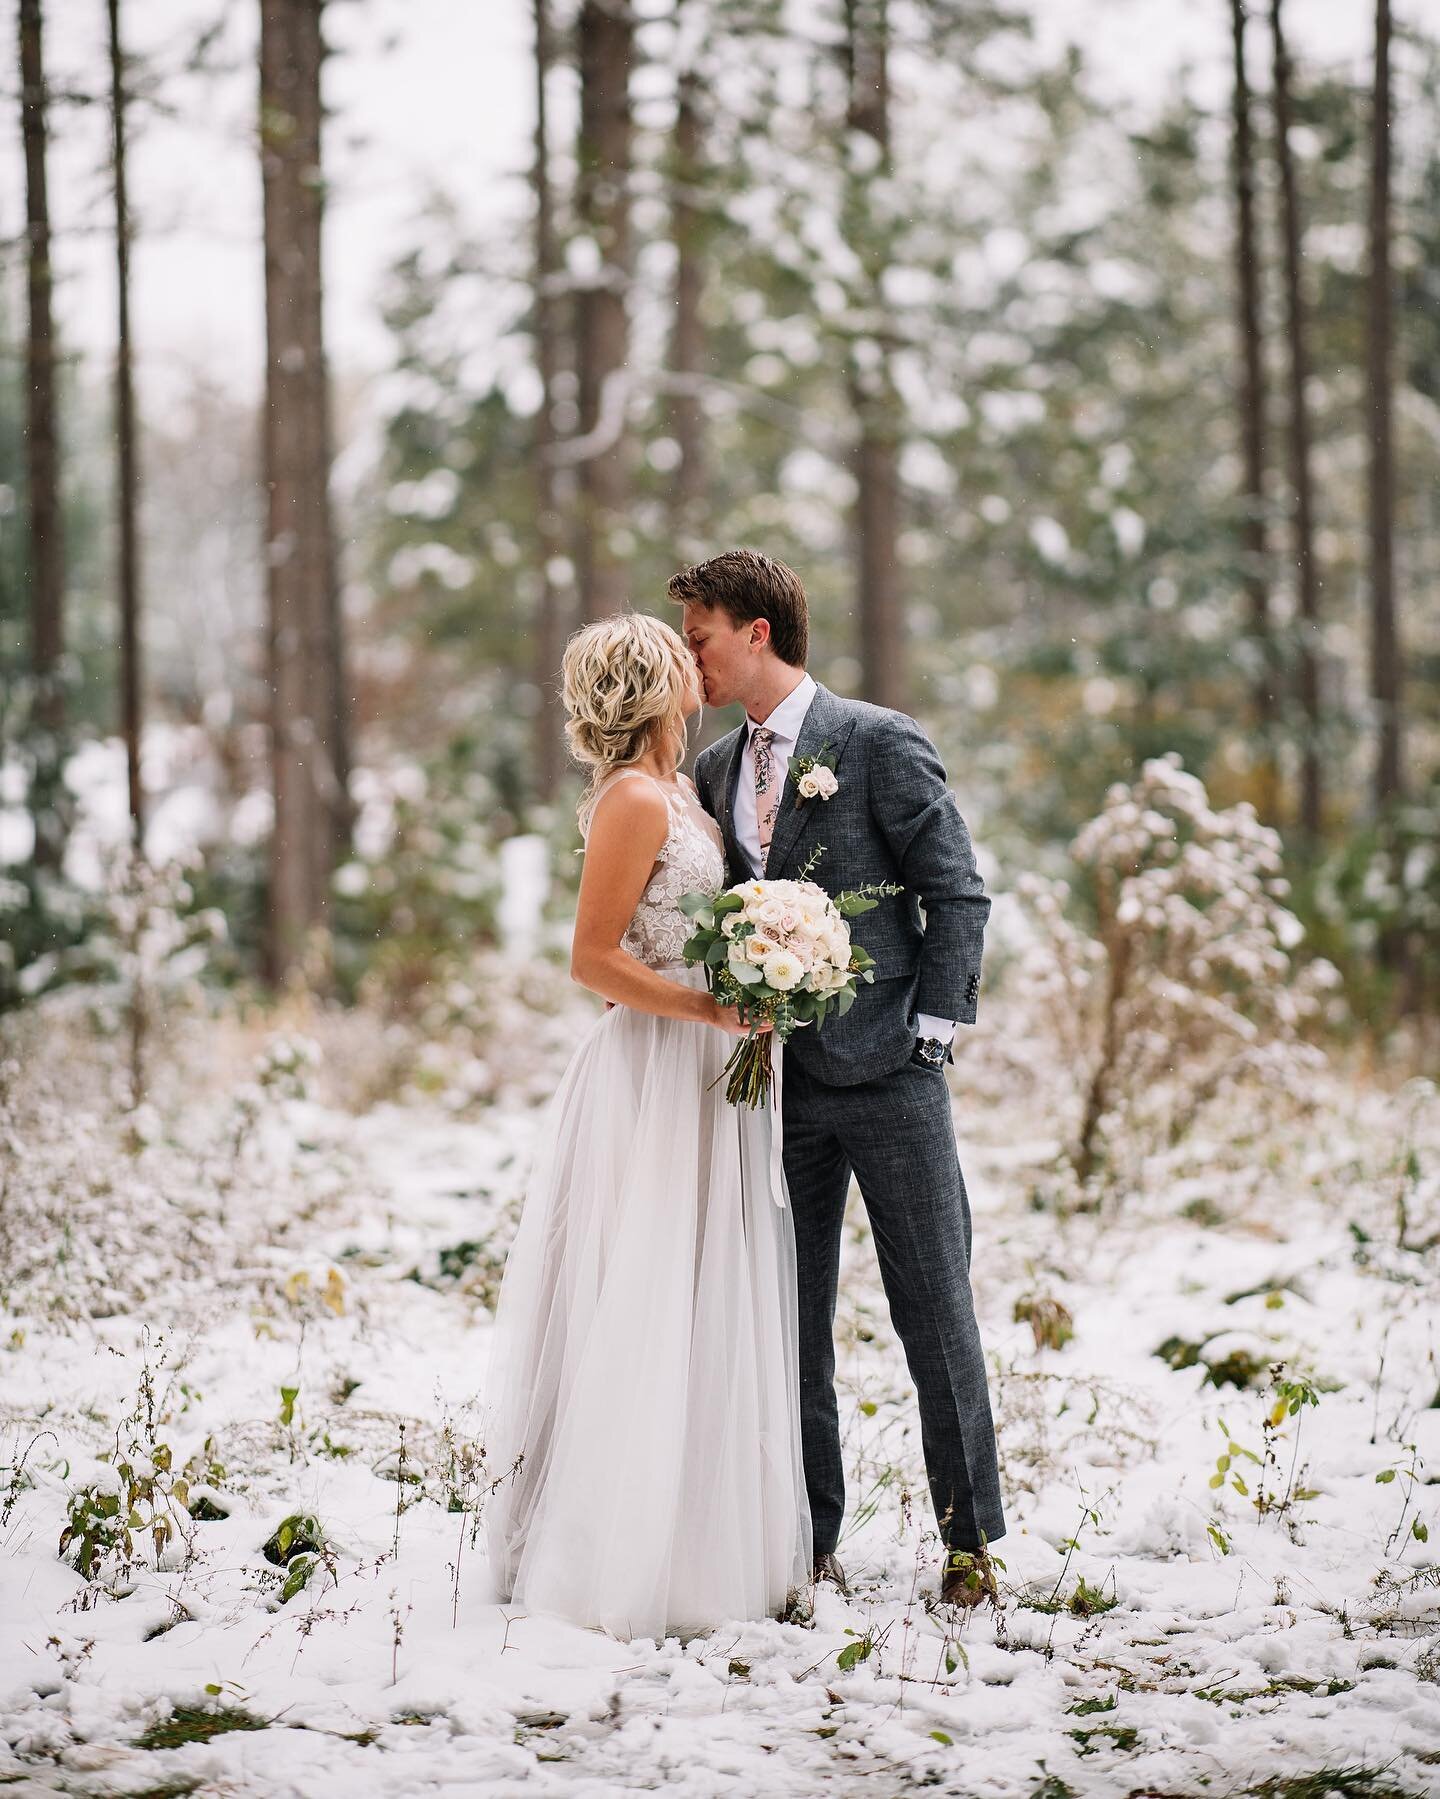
[705,999,772,1040]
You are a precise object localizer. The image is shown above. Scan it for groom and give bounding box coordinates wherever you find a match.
[674,548,1006,1609]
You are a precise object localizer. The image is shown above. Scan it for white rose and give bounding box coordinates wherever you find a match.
[797,770,822,799]
[721,912,742,937]
[761,950,804,992]
[746,933,779,963]
[757,898,788,928]
[811,766,839,799]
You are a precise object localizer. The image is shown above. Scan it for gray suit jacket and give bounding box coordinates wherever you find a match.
[692,682,990,1087]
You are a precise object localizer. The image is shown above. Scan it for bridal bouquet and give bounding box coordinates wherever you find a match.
[679,863,901,1107]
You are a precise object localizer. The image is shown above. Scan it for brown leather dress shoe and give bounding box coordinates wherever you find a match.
[940,1547,999,1609]
[812,1551,850,1597]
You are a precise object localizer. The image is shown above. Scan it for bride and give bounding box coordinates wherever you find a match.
[485,612,812,1641]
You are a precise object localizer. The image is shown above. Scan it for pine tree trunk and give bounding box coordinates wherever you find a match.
[1367,0,1401,811]
[574,0,632,623]
[1269,0,1323,842]
[260,0,343,981]
[18,0,66,871]
[531,0,566,802]
[670,58,706,554]
[1230,0,1274,814]
[844,0,905,711]
[109,0,143,846]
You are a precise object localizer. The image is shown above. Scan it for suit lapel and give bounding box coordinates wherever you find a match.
[709,724,749,877]
[764,684,855,877]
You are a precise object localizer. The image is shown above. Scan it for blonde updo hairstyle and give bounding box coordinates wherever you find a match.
[562,612,698,834]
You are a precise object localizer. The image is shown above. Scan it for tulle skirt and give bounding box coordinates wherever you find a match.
[484,963,812,1641]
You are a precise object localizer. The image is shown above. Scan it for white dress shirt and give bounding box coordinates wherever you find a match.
[734,674,954,1048]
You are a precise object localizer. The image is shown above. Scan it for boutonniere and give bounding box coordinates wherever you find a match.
[788,742,839,809]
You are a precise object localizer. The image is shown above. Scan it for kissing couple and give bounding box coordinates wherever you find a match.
[486,548,1006,1641]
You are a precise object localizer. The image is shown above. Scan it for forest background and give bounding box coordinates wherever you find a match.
[1,0,1436,1043]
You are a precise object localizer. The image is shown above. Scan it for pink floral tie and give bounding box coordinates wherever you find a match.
[752,726,779,862]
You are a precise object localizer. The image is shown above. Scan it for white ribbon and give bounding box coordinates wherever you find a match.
[767,1038,786,1208]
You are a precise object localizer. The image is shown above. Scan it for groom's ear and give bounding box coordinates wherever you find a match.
[749,618,772,653]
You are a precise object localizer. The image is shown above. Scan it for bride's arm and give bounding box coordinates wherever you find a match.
[570,779,748,1035]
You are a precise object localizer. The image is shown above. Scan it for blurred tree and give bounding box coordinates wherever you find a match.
[259,0,349,980]
[669,37,708,558]
[108,0,143,843]
[1269,0,1323,842]
[1229,0,1276,815]
[574,0,634,621]
[530,0,569,800]
[17,0,67,871]
[1366,0,1400,815]
[842,0,904,710]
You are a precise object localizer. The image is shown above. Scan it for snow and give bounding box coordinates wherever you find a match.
[2,980,1437,1797]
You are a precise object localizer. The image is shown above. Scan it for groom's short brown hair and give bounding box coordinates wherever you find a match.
[667,548,809,668]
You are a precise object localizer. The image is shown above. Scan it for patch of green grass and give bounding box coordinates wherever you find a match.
[1238,1767,1414,1799]
[1067,1724,1140,1756]
[1065,1694,1117,1716]
[135,1706,268,1751]
[1068,1576,1119,1618]
[1196,1676,1356,1704]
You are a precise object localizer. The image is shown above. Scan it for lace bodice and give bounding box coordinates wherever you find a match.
[587,771,726,968]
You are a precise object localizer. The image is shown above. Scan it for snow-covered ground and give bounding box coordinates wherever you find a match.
[1,988,1438,1798]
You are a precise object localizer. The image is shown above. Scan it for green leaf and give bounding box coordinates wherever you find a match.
[679,891,717,918]
[835,987,857,1016]
[281,1553,315,1603]
[1376,1469,1397,1484]
[1413,1519,1429,1542]
[836,1638,871,1672]
[930,1731,953,1746]
[705,939,730,968]
[728,958,763,987]
[859,1400,877,1417]
[712,892,744,916]
[838,895,878,916]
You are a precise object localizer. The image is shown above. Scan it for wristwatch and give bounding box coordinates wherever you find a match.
[911,1035,948,1069]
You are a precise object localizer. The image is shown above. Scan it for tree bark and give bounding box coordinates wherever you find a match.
[531,0,566,802]
[260,0,344,981]
[844,0,904,711]
[1367,0,1401,812]
[574,0,633,622]
[1269,0,1323,842]
[1229,0,1275,815]
[669,55,707,554]
[109,0,143,846]
[18,0,66,870]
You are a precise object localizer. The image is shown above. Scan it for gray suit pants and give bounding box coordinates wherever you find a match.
[781,1052,1007,1558]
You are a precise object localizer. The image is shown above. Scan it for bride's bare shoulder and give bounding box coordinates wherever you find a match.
[588,772,671,839]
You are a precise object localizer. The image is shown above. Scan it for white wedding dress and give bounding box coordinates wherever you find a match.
[484,770,812,1641]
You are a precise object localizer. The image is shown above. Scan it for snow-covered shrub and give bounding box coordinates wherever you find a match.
[1310,773,1440,1033]
[1013,754,1339,1196]
[329,742,504,1006]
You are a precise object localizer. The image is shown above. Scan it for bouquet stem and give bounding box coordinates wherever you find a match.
[719,1029,773,1109]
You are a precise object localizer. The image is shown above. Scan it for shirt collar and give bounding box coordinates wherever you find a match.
[747,673,817,749]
